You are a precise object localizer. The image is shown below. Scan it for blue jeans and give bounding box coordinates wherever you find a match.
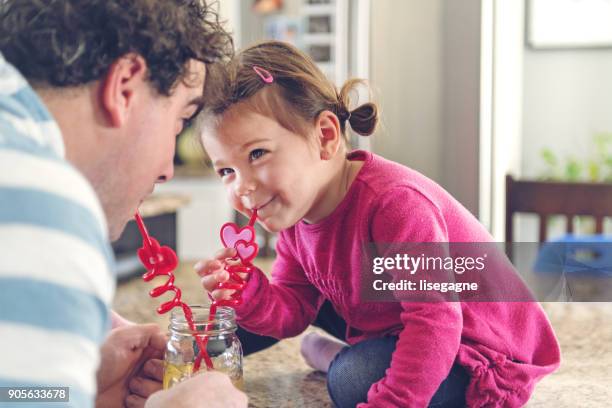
[327,336,470,408]
[237,301,469,407]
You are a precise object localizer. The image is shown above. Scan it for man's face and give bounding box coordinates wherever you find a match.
[98,60,206,240]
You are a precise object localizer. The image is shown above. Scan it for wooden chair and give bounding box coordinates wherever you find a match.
[505,175,612,243]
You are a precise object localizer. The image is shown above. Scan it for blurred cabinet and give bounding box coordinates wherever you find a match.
[249,0,351,85]
[155,175,234,261]
[301,0,349,84]
[113,194,189,279]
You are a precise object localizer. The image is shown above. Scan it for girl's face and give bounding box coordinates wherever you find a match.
[203,106,326,232]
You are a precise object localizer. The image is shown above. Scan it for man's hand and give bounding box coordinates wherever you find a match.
[111,310,135,329]
[143,371,248,408]
[125,358,166,408]
[95,324,166,408]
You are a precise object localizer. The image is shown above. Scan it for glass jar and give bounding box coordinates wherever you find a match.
[163,305,243,390]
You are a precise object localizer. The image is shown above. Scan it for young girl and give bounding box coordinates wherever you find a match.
[196,41,560,407]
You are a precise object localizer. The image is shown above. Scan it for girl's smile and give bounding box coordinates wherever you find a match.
[202,105,356,232]
[254,195,276,212]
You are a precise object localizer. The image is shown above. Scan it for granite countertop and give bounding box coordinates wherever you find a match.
[113,259,333,408]
[138,193,191,218]
[114,260,612,407]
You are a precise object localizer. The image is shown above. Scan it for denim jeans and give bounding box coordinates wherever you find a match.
[327,335,470,408]
[237,300,470,407]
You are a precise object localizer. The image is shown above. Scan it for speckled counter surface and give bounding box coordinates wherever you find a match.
[113,260,612,407]
[113,259,333,407]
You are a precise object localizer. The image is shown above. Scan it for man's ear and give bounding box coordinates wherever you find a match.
[315,110,343,160]
[100,53,148,127]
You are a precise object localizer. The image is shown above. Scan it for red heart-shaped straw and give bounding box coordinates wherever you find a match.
[134,211,213,370]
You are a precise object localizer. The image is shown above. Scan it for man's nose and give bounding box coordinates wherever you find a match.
[156,162,175,184]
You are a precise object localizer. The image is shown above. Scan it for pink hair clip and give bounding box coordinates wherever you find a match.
[253,66,274,84]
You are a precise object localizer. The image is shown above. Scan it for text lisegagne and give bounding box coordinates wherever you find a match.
[372,279,478,293]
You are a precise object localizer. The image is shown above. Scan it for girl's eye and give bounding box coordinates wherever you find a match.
[249,149,267,161]
[218,168,234,177]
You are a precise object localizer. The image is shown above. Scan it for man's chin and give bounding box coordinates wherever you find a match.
[109,224,125,242]
[108,214,133,242]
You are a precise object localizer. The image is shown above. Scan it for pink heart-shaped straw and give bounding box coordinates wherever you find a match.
[235,239,259,263]
[220,223,255,249]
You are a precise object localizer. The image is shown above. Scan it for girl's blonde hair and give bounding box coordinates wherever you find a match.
[202,40,378,142]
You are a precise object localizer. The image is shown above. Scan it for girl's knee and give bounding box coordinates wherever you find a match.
[327,339,395,407]
[327,349,369,407]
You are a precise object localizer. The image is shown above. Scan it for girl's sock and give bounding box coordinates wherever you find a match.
[300,332,346,373]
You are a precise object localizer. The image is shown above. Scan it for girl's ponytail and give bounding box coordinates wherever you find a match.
[338,79,379,137]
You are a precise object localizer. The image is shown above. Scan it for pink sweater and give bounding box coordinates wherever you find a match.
[235,150,560,407]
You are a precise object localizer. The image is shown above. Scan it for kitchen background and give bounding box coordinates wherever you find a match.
[145,0,612,266]
[113,1,612,406]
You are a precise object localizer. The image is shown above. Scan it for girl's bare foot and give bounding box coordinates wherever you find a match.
[300,332,346,373]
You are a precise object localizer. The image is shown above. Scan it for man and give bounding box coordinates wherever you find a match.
[0,1,246,407]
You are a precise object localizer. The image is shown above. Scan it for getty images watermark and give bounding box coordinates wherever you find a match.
[371,253,486,293]
[360,242,612,302]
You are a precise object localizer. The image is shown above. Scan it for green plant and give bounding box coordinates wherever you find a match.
[540,133,612,182]
[539,133,612,235]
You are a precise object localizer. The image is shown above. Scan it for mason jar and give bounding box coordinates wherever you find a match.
[163,305,243,390]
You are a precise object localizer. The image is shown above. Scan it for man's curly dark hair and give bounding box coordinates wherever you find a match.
[0,0,233,95]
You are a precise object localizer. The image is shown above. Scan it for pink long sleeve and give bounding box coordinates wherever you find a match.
[359,187,463,407]
[233,232,323,339]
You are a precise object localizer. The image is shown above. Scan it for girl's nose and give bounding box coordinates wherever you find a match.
[235,173,256,196]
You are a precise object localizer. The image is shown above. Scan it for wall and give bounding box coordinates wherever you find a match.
[522,49,612,178]
[369,0,444,184]
[489,0,525,239]
[218,0,241,48]
[370,0,484,217]
[441,0,482,216]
